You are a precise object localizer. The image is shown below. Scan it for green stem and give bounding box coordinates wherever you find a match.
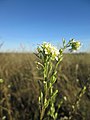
[40,59,48,120]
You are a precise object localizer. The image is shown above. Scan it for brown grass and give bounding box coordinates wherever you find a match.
[0,53,90,120]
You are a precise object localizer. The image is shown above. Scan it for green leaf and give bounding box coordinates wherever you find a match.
[39,91,44,105]
[62,38,66,47]
[44,98,49,109]
[50,71,57,85]
[50,90,58,102]
[57,100,63,109]
[50,75,56,85]
[54,112,58,120]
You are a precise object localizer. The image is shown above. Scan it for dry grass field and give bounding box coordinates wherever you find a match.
[0,53,90,120]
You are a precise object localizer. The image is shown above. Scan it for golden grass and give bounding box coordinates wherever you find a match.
[0,53,90,120]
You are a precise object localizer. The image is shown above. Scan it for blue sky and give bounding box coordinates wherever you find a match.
[0,0,90,52]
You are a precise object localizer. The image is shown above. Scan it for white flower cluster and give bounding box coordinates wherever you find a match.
[38,42,59,61]
[70,40,81,52]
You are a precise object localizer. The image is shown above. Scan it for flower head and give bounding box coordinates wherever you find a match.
[37,42,59,61]
[69,39,81,52]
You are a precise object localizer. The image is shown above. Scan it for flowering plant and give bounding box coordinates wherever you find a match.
[36,39,81,120]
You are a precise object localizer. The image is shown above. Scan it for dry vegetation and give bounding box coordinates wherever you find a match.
[0,53,90,120]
